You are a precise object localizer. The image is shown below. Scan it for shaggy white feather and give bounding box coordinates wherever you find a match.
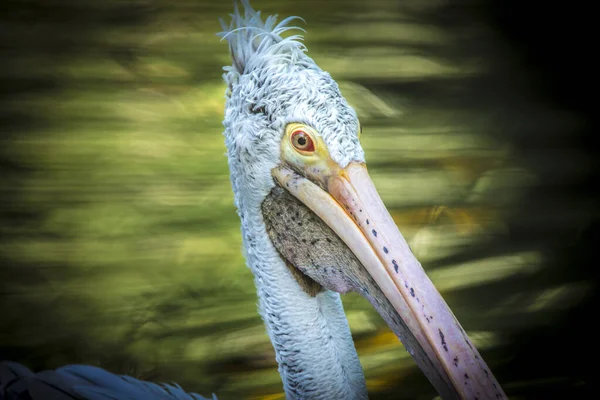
[220,1,367,399]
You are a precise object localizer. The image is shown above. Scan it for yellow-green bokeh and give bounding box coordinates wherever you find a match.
[0,1,594,399]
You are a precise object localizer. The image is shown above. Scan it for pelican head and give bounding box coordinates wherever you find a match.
[219,2,506,399]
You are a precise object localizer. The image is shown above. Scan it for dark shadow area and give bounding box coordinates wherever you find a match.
[367,1,597,398]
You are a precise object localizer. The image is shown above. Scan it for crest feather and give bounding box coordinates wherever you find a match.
[218,0,306,82]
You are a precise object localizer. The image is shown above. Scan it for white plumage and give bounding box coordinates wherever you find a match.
[219,1,368,398]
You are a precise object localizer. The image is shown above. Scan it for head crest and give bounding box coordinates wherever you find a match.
[218,1,307,85]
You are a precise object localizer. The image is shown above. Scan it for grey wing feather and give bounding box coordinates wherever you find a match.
[1,362,217,400]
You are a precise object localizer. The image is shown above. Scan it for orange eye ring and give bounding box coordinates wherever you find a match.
[291,130,315,153]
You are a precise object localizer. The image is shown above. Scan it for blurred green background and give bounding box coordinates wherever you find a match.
[0,0,596,399]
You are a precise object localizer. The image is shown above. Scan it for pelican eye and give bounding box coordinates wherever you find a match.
[291,130,315,153]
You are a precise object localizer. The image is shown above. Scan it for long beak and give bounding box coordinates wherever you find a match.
[273,162,506,400]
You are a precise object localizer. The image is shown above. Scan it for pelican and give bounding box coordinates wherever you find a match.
[1,1,506,399]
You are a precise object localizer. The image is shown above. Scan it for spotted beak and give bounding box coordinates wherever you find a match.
[272,160,506,400]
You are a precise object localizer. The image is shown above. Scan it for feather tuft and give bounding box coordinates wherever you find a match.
[218,0,306,83]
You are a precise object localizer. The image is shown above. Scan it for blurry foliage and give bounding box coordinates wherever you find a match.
[0,0,595,399]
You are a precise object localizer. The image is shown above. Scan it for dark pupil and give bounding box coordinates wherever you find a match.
[297,136,307,146]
